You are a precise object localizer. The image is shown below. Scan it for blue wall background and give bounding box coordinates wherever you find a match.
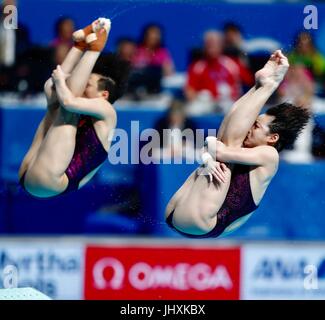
[18,0,325,71]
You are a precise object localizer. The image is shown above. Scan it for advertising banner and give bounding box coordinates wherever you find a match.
[0,241,84,300]
[242,244,325,299]
[85,245,241,300]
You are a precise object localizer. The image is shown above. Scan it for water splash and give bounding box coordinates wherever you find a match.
[100,0,154,21]
[101,0,204,21]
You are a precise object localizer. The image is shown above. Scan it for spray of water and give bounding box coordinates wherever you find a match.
[98,0,155,21]
[101,0,205,22]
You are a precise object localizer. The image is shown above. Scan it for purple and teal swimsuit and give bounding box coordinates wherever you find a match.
[166,164,258,238]
[20,115,108,197]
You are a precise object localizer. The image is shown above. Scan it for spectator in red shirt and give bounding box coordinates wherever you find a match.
[185,30,244,114]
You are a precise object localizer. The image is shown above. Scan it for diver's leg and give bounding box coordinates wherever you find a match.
[23,108,79,197]
[216,86,256,141]
[66,18,111,96]
[165,169,198,218]
[218,50,289,147]
[18,108,57,179]
[19,46,85,179]
[42,18,111,103]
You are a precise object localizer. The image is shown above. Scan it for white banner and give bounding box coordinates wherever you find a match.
[242,244,325,300]
[0,240,84,300]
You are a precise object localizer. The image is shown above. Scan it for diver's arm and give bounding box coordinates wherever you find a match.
[216,142,279,167]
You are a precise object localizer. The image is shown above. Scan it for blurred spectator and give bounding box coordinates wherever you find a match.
[127,24,174,99]
[50,16,75,48]
[53,43,70,65]
[278,65,315,163]
[223,22,244,58]
[2,16,75,95]
[153,99,197,159]
[116,37,136,63]
[13,47,54,95]
[289,31,325,92]
[132,24,174,76]
[185,30,243,114]
[278,64,315,107]
[223,22,254,88]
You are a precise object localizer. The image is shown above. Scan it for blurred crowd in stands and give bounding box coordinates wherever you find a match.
[1,1,325,162]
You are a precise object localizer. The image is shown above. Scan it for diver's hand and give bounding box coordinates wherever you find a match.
[199,159,227,183]
[51,65,70,84]
[206,159,227,183]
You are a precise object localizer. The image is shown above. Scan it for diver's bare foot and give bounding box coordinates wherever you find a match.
[255,50,289,88]
[86,18,111,52]
[73,18,111,51]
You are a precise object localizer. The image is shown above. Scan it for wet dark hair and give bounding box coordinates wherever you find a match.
[92,53,131,104]
[266,102,311,151]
